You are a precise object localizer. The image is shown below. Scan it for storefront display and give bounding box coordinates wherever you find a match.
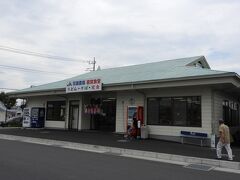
[84,98,103,115]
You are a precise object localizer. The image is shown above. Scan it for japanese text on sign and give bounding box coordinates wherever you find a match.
[66,78,102,93]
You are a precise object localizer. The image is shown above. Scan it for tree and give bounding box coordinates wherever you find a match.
[20,99,27,110]
[0,92,16,109]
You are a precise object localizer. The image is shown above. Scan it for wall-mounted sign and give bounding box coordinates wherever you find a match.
[66,78,102,93]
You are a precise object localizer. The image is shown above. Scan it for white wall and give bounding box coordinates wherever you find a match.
[212,91,223,135]
[25,86,219,137]
[116,87,213,138]
[26,96,67,129]
[147,87,212,137]
[116,91,145,133]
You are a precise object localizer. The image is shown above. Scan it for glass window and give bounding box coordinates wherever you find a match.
[159,98,172,125]
[147,98,159,125]
[46,103,54,120]
[60,104,66,121]
[172,97,187,126]
[147,96,201,127]
[223,100,240,127]
[46,101,66,121]
[187,97,201,127]
[235,106,238,126]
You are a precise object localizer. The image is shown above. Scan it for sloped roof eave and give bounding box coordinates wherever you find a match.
[104,72,237,86]
[8,72,238,97]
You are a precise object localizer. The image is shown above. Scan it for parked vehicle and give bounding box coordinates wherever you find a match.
[0,116,23,127]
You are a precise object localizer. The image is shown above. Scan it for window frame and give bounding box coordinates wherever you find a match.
[147,96,202,127]
[223,100,240,127]
[46,101,66,121]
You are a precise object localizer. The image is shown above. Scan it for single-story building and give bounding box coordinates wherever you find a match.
[8,56,240,145]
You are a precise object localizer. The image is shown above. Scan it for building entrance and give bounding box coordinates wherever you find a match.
[94,98,116,132]
[69,101,79,130]
[85,98,116,132]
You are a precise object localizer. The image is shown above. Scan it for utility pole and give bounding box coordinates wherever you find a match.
[87,57,96,71]
[92,57,96,71]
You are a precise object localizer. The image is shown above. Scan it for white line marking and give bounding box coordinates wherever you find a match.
[184,164,215,171]
[121,154,188,166]
[214,167,240,174]
[61,145,107,153]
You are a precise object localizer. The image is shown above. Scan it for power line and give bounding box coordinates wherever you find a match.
[0,64,77,76]
[0,88,19,90]
[0,45,97,73]
[0,45,90,63]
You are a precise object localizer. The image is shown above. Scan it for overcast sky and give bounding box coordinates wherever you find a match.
[0,0,240,91]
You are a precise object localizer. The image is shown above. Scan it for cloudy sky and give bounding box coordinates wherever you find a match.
[0,0,240,91]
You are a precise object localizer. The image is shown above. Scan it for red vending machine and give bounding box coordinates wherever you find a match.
[127,106,144,138]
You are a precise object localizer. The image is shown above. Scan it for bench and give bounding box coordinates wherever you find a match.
[180,131,208,147]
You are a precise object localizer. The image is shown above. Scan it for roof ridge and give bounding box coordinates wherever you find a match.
[98,55,204,72]
[183,65,231,73]
[13,56,204,92]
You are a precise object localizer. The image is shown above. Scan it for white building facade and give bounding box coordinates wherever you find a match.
[9,56,240,145]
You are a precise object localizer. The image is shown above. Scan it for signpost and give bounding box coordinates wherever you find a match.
[66,78,102,93]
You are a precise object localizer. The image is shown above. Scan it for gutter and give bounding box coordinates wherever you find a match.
[7,88,64,97]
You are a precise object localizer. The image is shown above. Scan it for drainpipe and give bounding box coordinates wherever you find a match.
[122,100,126,133]
[211,89,216,149]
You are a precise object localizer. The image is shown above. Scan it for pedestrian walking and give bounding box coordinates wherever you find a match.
[216,119,233,160]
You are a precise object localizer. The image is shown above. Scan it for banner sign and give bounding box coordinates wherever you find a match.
[66,78,102,93]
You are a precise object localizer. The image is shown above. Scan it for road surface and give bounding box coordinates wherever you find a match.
[0,139,238,180]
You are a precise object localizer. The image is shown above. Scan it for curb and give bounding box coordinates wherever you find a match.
[0,134,239,170]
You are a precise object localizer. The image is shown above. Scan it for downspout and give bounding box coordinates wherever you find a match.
[122,100,126,133]
[211,89,216,148]
[211,89,216,135]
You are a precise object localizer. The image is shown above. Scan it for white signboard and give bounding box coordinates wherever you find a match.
[66,78,102,93]
[211,134,216,149]
[22,116,31,128]
[23,108,30,116]
[22,108,31,128]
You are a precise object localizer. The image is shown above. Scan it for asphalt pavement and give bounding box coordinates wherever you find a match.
[0,139,239,180]
[0,128,239,162]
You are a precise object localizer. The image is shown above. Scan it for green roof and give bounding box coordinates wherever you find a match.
[10,56,231,94]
